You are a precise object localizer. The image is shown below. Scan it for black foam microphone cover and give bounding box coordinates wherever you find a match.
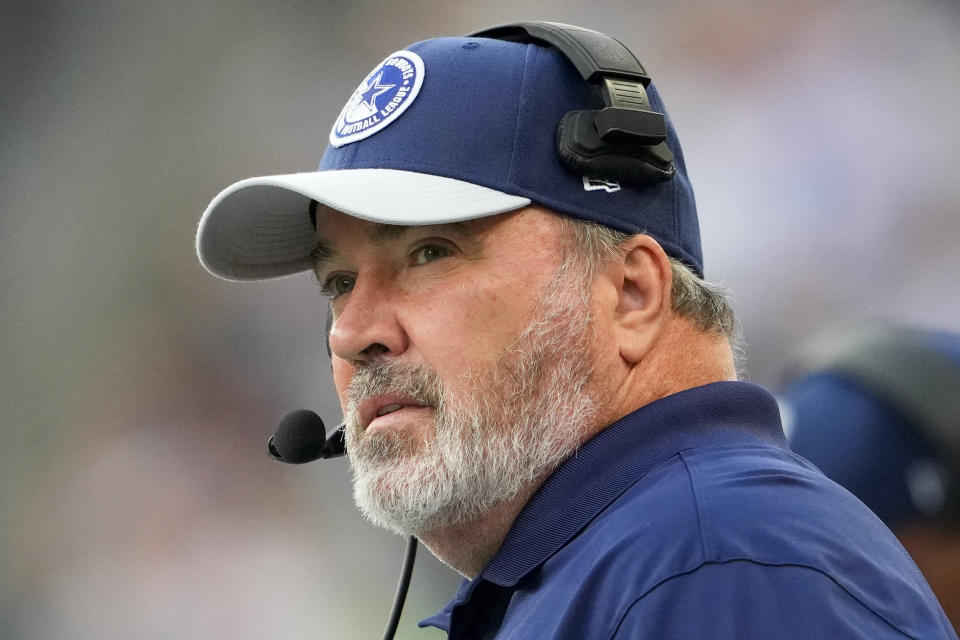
[268,409,332,464]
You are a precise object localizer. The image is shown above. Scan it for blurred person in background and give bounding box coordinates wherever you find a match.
[195,23,955,638]
[782,324,960,630]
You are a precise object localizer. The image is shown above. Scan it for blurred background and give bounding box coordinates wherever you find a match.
[2,1,958,638]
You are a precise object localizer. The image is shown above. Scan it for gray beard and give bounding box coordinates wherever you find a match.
[343,266,598,537]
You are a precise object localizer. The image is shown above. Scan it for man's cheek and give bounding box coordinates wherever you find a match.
[331,358,355,406]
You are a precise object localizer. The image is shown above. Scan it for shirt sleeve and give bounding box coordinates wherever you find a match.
[609,560,921,640]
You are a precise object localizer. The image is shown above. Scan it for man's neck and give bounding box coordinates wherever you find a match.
[418,320,737,578]
[417,482,546,578]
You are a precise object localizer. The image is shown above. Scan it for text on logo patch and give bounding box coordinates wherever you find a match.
[330,50,425,147]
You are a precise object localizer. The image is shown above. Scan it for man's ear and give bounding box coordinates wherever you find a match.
[612,235,673,364]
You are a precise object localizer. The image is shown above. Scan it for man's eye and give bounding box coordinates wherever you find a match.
[412,244,452,265]
[320,273,355,299]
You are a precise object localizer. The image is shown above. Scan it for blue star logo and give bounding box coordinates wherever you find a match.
[359,72,395,111]
[330,50,425,147]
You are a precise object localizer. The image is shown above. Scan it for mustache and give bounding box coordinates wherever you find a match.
[346,360,444,418]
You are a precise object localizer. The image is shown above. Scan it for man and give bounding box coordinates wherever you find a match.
[196,23,955,638]
[781,325,960,631]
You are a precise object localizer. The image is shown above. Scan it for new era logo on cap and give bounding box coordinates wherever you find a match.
[330,50,425,147]
[582,177,621,193]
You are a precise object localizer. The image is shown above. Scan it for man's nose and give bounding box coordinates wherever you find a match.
[327,279,408,364]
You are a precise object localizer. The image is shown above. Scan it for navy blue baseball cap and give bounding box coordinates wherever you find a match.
[781,326,960,526]
[196,31,700,281]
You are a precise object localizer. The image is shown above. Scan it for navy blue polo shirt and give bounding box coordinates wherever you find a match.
[419,381,955,639]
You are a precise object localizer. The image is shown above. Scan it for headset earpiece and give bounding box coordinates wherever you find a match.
[467,21,675,188]
[556,110,674,186]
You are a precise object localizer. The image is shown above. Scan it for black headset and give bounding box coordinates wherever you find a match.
[467,21,675,188]
[785,325,960,518]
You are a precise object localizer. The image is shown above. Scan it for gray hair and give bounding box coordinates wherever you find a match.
[560,217,745,372]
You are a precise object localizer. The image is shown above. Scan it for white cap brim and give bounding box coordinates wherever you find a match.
[196,168,531,281]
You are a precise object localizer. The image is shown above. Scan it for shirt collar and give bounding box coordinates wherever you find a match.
[419,380,786,629]
[482,380,785,586]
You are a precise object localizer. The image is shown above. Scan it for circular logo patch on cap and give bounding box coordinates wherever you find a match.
[329,50,425,148]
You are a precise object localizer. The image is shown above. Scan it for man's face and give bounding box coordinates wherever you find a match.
[313,205,602,536]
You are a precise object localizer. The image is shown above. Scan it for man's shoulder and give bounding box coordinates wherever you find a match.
[584,441,918,581]
[676,442,905,564]
[556,442,831,578]
[551,441,949,638]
